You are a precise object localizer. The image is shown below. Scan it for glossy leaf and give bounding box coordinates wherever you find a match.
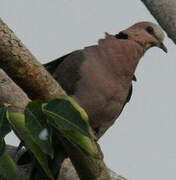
[0,106,11,139]
[25,101,53,158]
[43,96,98,158]
[64,130,100,159]
[43,96,95,139]
[7,112,55,180]
[0,107,11,155]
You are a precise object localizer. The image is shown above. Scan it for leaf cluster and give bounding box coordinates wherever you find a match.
[0,96,98,179]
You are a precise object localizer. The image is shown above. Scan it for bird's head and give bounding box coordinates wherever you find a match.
[116,22,167,53]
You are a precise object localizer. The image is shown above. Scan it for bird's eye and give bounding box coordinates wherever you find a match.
[146,26,154,34]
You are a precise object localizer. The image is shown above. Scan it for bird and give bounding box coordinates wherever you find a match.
[44,22,167,139]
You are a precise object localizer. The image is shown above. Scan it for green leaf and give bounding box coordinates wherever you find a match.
[43,96,95,139]
[0,107,11,139]
[0,107,11,155]
[25,101,54,158]
[0,152,20,180]
[64,130,100,159]
[0,139,5,156]
[7,112,55,180]
[0,107,17,179]
[43,96,98,158]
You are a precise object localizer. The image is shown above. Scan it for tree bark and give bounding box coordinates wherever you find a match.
[0,19,65,100]
[0,18,111,180]
[141,0,176,44]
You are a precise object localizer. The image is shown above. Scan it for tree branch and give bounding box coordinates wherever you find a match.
[141,0,176,44]
[0,18,65,100]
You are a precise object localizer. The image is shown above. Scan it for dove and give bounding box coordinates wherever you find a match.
[44,22,167,138]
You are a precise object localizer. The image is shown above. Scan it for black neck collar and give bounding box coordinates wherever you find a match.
[115,32,128,39]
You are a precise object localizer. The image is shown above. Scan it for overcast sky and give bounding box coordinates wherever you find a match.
[1,1,176,180]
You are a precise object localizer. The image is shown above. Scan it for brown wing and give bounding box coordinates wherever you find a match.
[44,50,85,95]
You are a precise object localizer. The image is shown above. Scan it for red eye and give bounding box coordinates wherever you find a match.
[146,26,154,34]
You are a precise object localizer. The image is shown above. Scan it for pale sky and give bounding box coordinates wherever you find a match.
[1,1,176,180]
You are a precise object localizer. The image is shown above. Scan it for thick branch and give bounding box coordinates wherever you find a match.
[0,19,65,100]
[0,18,111,180]
[141,0,176,44]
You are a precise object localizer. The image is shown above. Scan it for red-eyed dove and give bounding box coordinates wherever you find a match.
[44,22,167,138]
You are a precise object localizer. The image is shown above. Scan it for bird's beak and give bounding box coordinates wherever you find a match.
[158,42,168,53]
